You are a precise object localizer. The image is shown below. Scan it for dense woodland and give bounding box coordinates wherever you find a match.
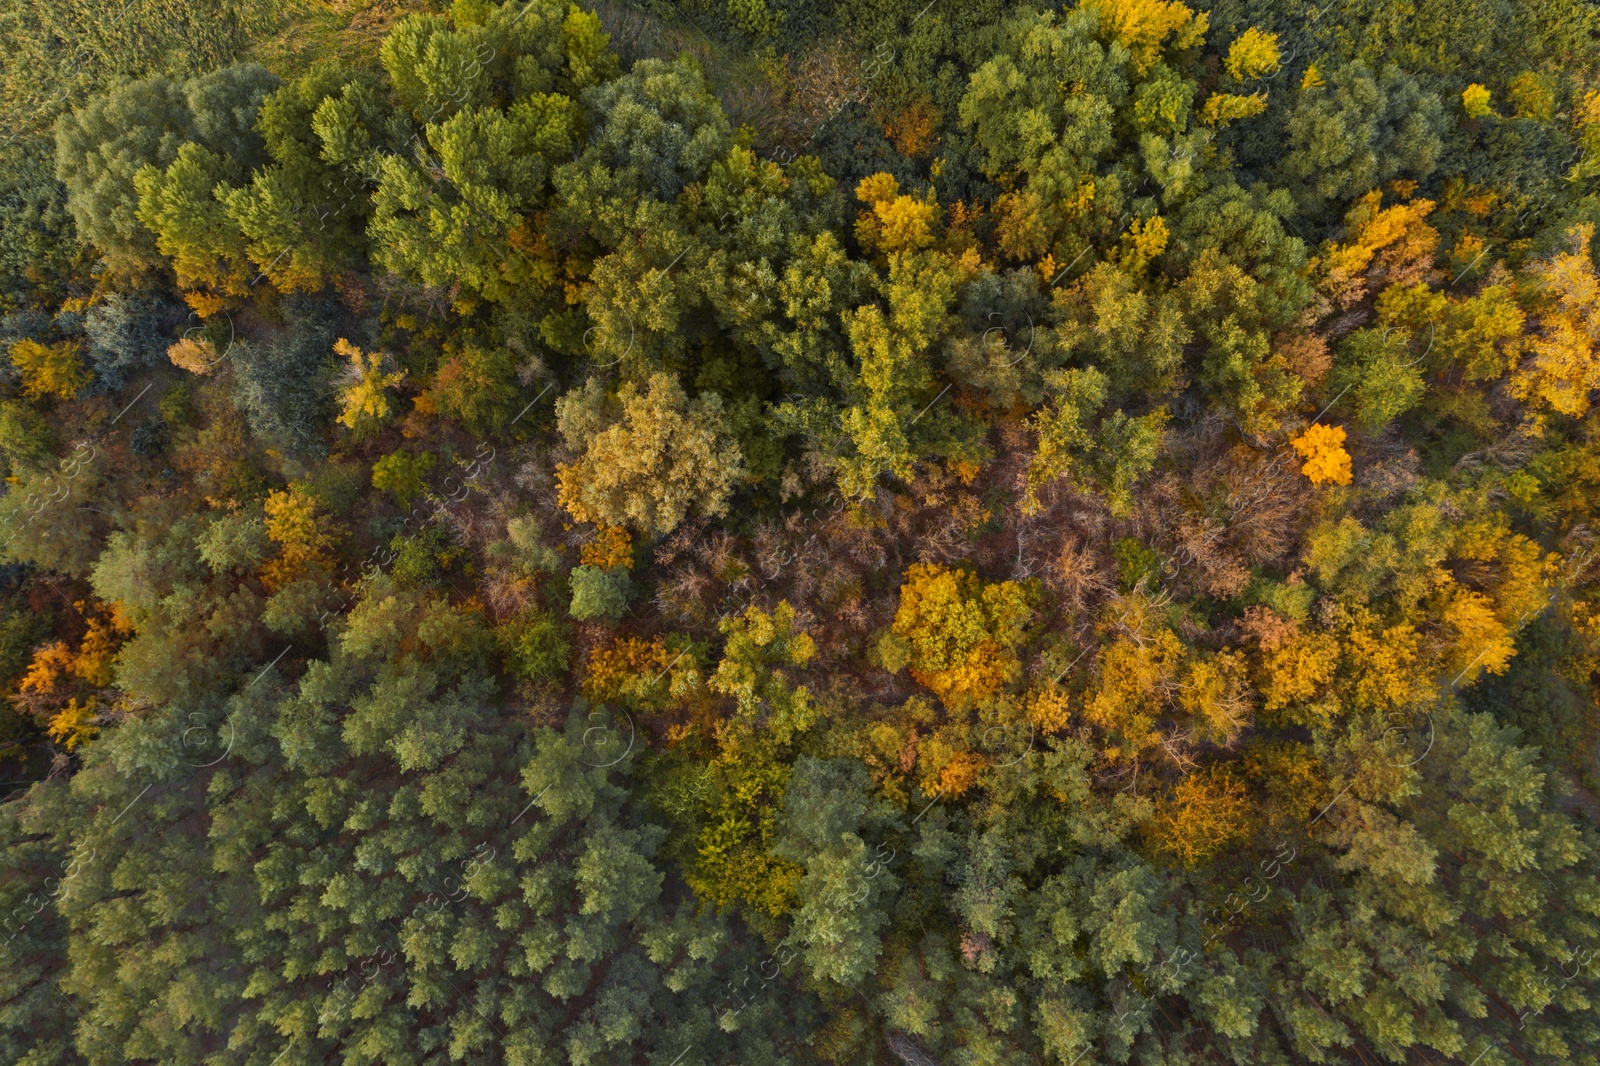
[1,0,1600,1062]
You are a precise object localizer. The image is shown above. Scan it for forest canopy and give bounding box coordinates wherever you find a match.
[2,0,1600,1063]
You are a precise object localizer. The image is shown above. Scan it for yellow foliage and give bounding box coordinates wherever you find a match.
[582,635,699,713]
[1299,63,1324,90]
[885,97,941,158]
[9,339,90,400]
[16,603,128,720]
[334,338,407,431]
[855,172,900,208]
[184,291,229,318]
[72,608,126,687]
[1200,91,1267,127]
[1028,687,1073,733]
[1508,72,1555,122]
[1084,629,1185,757]
[892,563,1033,708]
[855,173,939,255]
[1443,587,1515,681]
[1462,83,1493,118]
[1341,609,1421,712]
[1081,0,1209,75]
[47,699,99,751]
[580,525,633,570]
[1510,224,1600,423]
[261,486,338,590]
[1225,27,1280,80]
[688,745,803,916]
[1257,629,1340,716]
[1291,424,1353,486]
[1317,191,1439,308]
[1576,91,1600,166]
[1118,215,1169,273]
[167,336,220,375]
[1150,769,1252,867]
[1178,650,1252,746]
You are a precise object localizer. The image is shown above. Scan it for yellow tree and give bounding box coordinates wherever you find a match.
[1510,223,1600,426]
[9,339,91,400]
[261,485,339,590]
[1149,768,1252,866]
[555,373,744,536]
[334,339,407,433]
[1291,423,1353,485]
[886,563,1034,709]
[1081,0,1208,76]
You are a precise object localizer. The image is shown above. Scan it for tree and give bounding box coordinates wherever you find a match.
[885,563,1034,710]
[1290,423,1353,485]
[1278,61,1445,215]
[365,0,615,312]
[1327,327,1425,431]
[55,75,193,272]
[420,341,520,435]
[1510,223,1600,427]
[370,449,437,506]
[333,339,405,433]
[82,291,182,389]
[580,57,730,203]
[8,338,90,399]
[568,563,632,621]
[0,399,54,474]
[1025,366,1169,516]
[711,602,817,742]
[225,67,387,291]
[230,292,341,454]
[772,756,899,988]
[555,373,744,536]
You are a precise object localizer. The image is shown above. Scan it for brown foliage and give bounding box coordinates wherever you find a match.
[885,96,941,158]
[1150,429,1310,599]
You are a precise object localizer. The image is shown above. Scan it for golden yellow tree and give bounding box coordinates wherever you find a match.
[9,339,90,400]
[1149,768,1252,866]
[1462,83,1493,117]
[1510,223,1600,426]
[261,486,339,590]
[1081,0,1208,75]
[888,563,1034,708]
[1291,423,1353,485]
[854,173,939,256]
[1225,27,1280,80]
[335,339,407,432]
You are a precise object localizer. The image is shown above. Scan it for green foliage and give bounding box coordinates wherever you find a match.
[371,449,437,506]
[1279,59,1445,215]
[1329,326,1425,431]
[497,610,570,683]
[10,1,1600,1063]
[568,563,632,621]
[0,400,54,474]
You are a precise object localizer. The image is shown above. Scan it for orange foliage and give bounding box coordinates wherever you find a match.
[1291,424,1353,486]
[1150,769,1252,866]
[582,635,699,713]
[935,750,988,798]
[884,97,941,158]
[580,525,634,570]
[1317,191,1440,309]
